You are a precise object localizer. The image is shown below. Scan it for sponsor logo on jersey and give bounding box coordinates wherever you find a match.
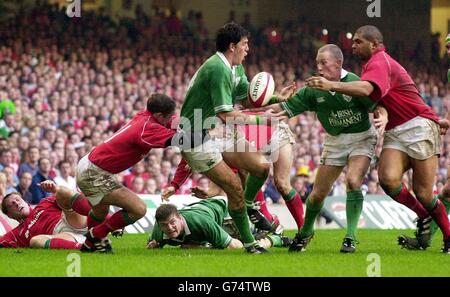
[343,94,353,102]
[316,97,325,103]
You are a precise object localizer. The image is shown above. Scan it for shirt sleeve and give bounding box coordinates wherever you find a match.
[280,87,314,118]
[209,68,234,114]
[141,122,177,148]
[361,60,391,101]
[357,96,378,112]
[197,217,232,249]
[170,158,192,190]
[150,224,165,248]
[0,230,18,248]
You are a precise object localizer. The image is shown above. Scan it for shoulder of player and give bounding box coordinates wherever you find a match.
[203,55,232,75]
[342,71,361,82]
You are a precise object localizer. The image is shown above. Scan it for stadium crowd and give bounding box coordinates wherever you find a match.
[0,3,448,207]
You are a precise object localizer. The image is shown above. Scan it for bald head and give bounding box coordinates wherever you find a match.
[355,25,384,44]
[318,44,344,64]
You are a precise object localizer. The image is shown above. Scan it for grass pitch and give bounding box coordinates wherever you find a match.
[1,230,449,277]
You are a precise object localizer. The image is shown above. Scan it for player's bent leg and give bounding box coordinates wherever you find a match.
[378,149,429,219]
[427,180,450,242]
[63,208,87,230]
[223,150,272,232]
[341,155,371,253]
[82,187,146,253]
[411,156,450,249]
[30,233,81,250]
[273,144,304,232]
[203,160,265,253]
[290,165,343,252]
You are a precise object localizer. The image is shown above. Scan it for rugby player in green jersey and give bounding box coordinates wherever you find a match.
[176,22,290,254]
[147,200,291,250]
[250,44,388,253]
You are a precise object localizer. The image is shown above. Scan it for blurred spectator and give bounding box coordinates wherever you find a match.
[29,157,53,204]
[54,160,77,191]
[145,178,159,194]
[123,161,150,189]
[15,172,33,203]
[18,146,40,178]
[0,172,7,204]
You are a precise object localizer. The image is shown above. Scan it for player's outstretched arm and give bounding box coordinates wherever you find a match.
[39,180,78,211]
[306,76,374,97]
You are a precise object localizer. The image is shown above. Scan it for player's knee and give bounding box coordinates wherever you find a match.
[135,201,147,219]
[378,173,400,191]
[29,236,47,248]
[346,177,362,191]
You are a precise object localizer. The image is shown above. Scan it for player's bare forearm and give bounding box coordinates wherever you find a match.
[330,81,374,97]
[306,76,374,97]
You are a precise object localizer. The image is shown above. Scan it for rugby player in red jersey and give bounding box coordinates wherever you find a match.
[0,180,92,249]
[306,25,450,253]
[76,93,189,253]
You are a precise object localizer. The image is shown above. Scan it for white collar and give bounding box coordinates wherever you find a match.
[340,68,349,79]
[216,51,232,70]
[329,69,349,96]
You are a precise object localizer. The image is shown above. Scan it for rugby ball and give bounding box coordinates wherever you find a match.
[248,72,275,107]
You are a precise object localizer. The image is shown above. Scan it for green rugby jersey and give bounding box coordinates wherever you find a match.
[151,198,232,249]
[281,70,376,136]
[180,52,248,132]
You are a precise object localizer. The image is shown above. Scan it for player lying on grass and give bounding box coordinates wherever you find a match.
[177,175,284,239]
[147,198,291,250]
[163,112,302,239]
[249,44,388,253]
[0,180,92,249]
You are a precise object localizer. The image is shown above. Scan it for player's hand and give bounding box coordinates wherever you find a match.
[262,109,288,125]
[305,76,333,91]
[439,118,450,135]
[38,180,58,193]
[147,240,160,249]
[277,81,297,101]
[191,186,210,199]
[161,186,176,202]
[373,109,388,136]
